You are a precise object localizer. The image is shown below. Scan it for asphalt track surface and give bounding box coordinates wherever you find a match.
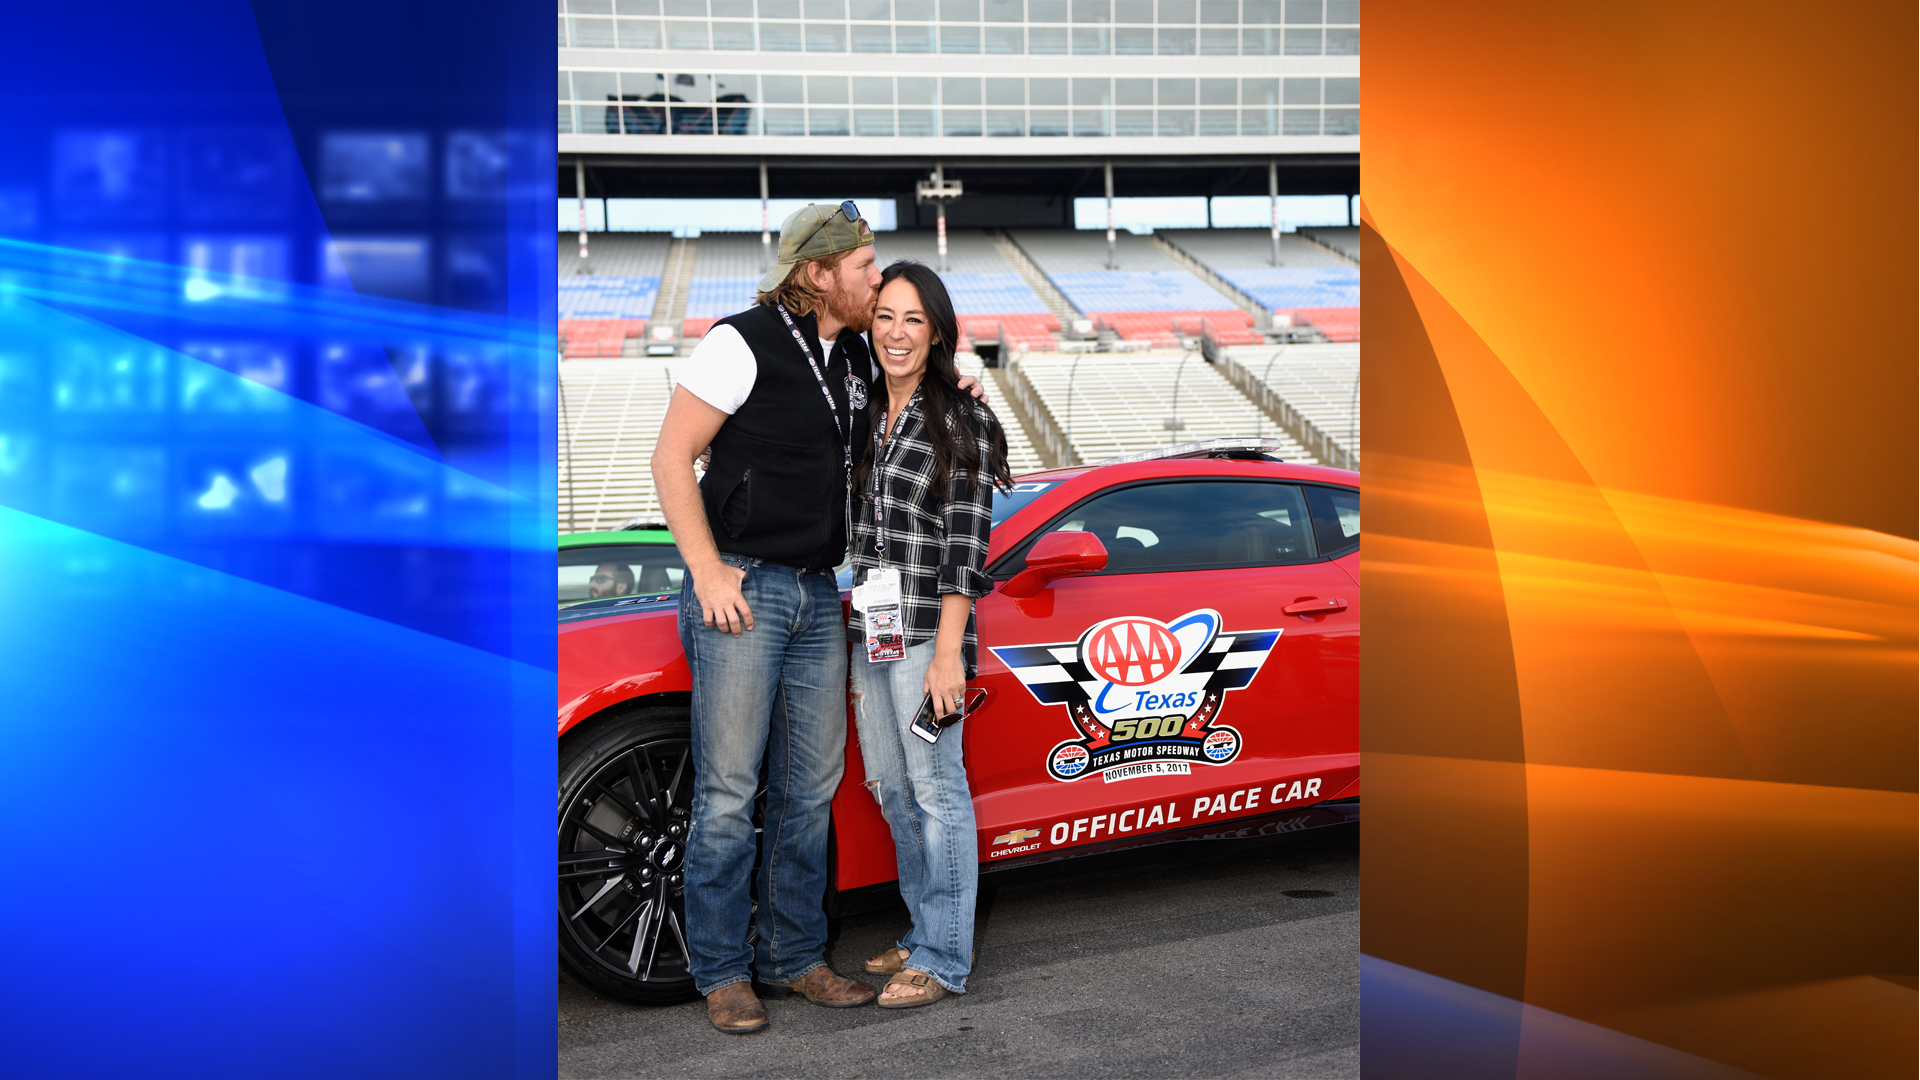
[559,824,1359,1079]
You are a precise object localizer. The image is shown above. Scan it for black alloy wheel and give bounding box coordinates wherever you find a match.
[558,708,699,1004]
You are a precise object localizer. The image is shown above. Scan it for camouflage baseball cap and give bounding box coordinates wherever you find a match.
[756,201,874,293]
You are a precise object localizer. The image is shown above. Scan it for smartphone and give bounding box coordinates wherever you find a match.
[909,694,943,744]
[908,693,964,745]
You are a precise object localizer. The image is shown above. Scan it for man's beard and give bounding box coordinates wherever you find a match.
[825,275,875,333]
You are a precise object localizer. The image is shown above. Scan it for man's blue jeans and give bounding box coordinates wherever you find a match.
[849,638,977,994]
[679,554,848,995]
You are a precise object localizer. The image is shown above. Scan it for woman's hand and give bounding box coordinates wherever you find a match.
[924,647,968,723]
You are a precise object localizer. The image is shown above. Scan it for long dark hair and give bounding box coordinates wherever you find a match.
[856,260,1013,503]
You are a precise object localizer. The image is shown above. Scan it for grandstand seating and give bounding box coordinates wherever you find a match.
[1211,267,1359,311]
[1146,228,1357,342]
[1011,353,1308,465]
[558,233,671,357]
[1223,343,1359,459]
[1199,267,1358,342]
[684,233,766,337]
[1158,228,1352,271]
[954,353,1049,476]
[1051,270,1240,314]
[958,312,1060,353]
[875,229,1016,275]
[559,317,649,359]
[560,357,678,531]
[559,275,661,319]
[1300,226,1361,261]
[1290,308,1359,343]
[559,232,672,279]
[1009,230,1254,346]
[1090,309,1263,350]
[879,231,1058,352]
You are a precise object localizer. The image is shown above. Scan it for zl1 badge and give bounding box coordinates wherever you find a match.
[990,609,1280,783]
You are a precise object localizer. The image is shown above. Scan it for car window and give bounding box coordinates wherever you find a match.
[559,544,687,607]
[999,480,1318,577]
[1304,485,1359,558]
[990,480,1063,527]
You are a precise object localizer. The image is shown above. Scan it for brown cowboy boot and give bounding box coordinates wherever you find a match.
[705,982,769,1034]
[760,965,877,1008]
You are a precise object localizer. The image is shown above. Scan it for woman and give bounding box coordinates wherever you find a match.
[846,260,1012,1009]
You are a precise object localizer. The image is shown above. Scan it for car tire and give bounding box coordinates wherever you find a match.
[558,706,701,1005]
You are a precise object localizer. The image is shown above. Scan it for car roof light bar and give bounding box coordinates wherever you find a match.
[1090,437,1293,468]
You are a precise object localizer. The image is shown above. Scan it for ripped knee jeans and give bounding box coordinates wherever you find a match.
[849,639,977,994]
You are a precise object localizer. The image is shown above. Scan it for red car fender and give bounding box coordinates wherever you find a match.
[830,704,900,891]
[559,609,690,738]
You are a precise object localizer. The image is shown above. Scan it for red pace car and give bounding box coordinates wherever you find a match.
[558,436,1359,1003]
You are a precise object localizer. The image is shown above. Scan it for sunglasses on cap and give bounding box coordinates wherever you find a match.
[794,200,861,248]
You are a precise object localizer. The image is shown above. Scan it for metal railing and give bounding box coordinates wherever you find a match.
[1149,232,1271,328]
[1295,228,1361,267]
[1002,357,1081,469]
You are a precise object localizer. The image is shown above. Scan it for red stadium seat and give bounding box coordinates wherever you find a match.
[1287,307,1360,342]
[682,317,721,339]
[1090,309,1249,348]
[559,318,642,358]
[959,312,1061,353]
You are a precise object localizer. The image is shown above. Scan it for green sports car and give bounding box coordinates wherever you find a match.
[558,523,687,609]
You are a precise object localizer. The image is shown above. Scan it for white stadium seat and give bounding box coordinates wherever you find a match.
[1011,353,1311,466]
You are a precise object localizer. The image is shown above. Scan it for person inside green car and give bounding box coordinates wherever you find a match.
[586,562,636,601]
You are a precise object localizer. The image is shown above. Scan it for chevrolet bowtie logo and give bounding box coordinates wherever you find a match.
[993,829,1041,845]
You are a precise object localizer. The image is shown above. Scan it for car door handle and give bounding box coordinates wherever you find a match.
[1283,597,1347,616]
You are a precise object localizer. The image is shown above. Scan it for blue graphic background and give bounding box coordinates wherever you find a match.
[0,3,554,1076]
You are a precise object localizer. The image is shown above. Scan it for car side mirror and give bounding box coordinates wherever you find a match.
[999,531,1108,598]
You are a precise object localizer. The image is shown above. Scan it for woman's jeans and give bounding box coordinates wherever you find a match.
[679,554,847,996]
[850,638,977,994]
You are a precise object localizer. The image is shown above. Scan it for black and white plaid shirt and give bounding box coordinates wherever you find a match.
[846,389,1002,677]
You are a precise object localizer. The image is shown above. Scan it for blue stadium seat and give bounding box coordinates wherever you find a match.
[1216,268,1359,311]
[683,276,760,319]
[1047,270,1235,313]
[558,276,660,319]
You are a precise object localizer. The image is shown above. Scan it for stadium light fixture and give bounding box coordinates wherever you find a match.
[575,159,589,269]
[1104,161,1116,271]
[759,160,770,270]
[916,164,963,273]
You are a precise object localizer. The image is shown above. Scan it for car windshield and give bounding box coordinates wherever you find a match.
[990,480,1061,527]
[560,544,687,607]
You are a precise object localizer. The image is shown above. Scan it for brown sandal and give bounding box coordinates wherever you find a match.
[864,947,910,975]
[877,969,949,1009]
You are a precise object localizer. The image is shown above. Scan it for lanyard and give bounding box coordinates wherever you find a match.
[870,389,916,558]
[774,303,855,547]
[774,303,848,470]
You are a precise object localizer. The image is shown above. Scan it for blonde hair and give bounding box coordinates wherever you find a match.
[754,246,855,316]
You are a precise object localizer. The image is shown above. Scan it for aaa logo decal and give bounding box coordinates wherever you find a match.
[1086,618,1181,685]
[989,609,1282,783]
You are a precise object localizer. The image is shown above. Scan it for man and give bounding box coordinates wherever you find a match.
[586,562,634,600]
[654,202,935,1034]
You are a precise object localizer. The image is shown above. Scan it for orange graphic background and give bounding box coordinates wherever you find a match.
[1361,2,1917,1077]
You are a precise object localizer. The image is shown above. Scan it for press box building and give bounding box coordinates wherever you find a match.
[557,0,1359,216]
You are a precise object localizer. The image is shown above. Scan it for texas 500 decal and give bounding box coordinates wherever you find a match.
[990,609,1281,783]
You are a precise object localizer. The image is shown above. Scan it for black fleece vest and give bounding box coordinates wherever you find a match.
[699,304,873,569]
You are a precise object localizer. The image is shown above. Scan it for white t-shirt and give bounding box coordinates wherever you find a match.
[675,323,847,415]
